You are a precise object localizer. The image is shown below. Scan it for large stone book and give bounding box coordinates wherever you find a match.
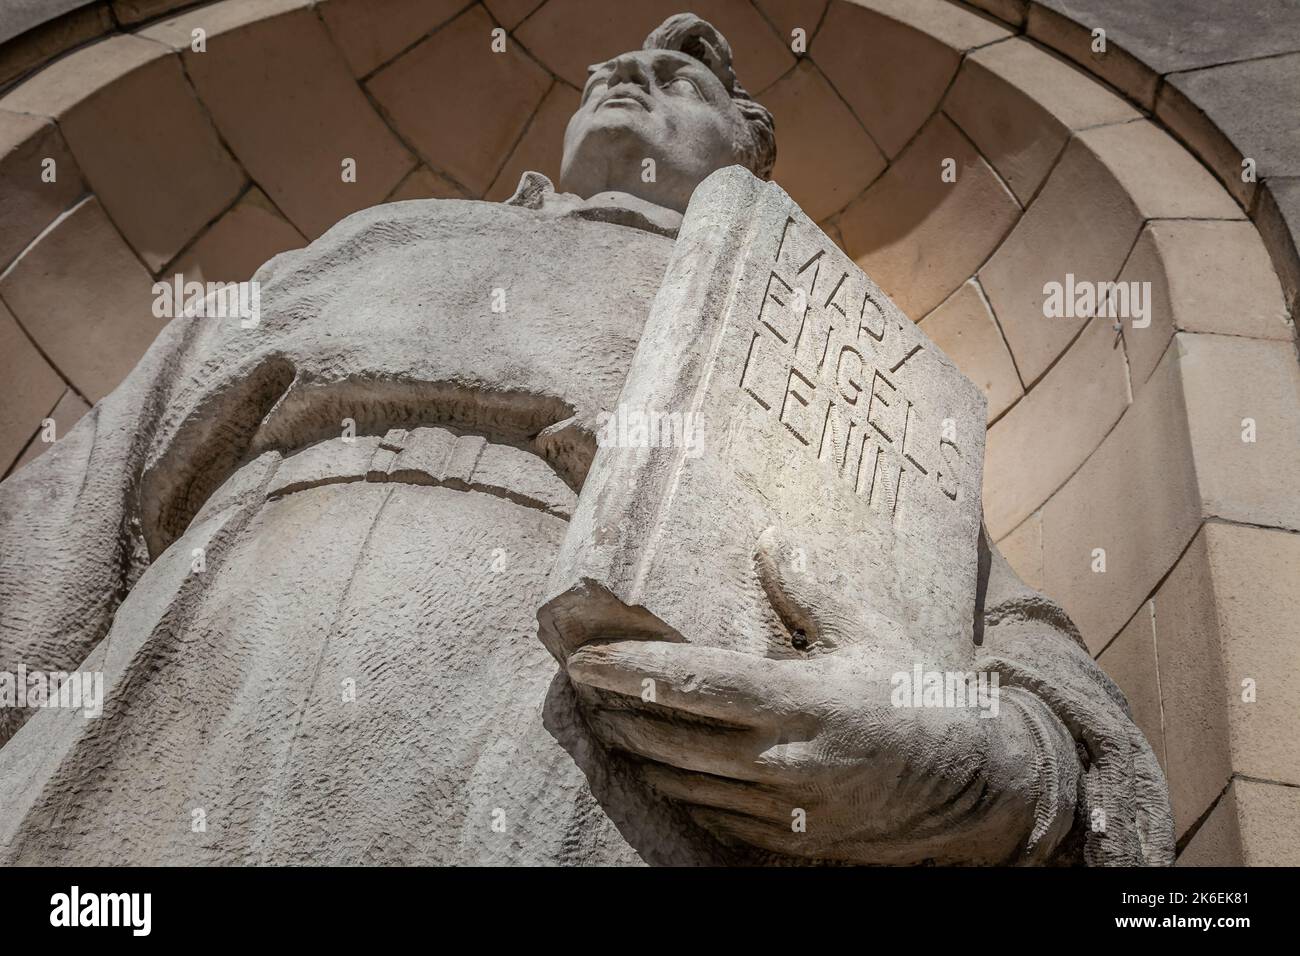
[539,167,987,670]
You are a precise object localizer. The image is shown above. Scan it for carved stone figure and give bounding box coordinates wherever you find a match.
[0,14,1172,866]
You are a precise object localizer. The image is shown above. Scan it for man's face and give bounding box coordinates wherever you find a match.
[559,49,746,213]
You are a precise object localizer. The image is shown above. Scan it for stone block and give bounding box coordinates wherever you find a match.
[984,316,1128,539]
[842,113,1020,320]
[761,59,886,222]
[0,109,84,272]
[367,5,543,198]
[943,37,1138,204]
[144,0,414,240]
[0,197,160,402]
[2,34,245,271]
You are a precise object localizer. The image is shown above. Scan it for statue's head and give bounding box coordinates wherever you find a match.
[559,13,776,214]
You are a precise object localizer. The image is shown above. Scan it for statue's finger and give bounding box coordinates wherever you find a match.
[567,638,804,729]
[640,763,804,823]
[584,707,798,785]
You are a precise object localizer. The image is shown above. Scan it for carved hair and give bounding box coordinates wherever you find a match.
[642,13,777,180]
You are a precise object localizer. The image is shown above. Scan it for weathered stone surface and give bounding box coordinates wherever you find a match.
[1256,176,1300,317]
[1160,52,1300,209]
[1179,334,1300,533]
[1177,786,1242,866]
[0,3,113,90]
[1040,343,1201,654]
[1118,221,1292,387]
[317,0,466,77]
[515,0,794,93]
[542,167,987,668]
[1,34,246,271]
[0,196,160,402]
[171,187,306,286]
[983,316,1129,540]
[759,59,885,222]
[1097,603,1165,771]
[918,279,1023,423]
[811,0,975,159]
[995,510,1041,591]
[0,297,64,475]
[1150,526,1231,838]
[1181,778,1300,866]
[943,37,1138,204]
[367,5,546,197]
[0,11,1173,869]
[0,109,84,272]
[486,82,579,202]
[7,387,88,476]
[386,164,470,202]
[1035,0,1300,75]
[143,1,414,240]
[841,114,1020,321]
[1025,4,1159,108]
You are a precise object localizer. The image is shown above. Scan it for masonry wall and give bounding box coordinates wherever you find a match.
[0,0,1295,864]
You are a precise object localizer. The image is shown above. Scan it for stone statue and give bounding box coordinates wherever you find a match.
[0,14,1172,866]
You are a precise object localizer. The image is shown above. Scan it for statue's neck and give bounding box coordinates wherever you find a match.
[504,172,683,238]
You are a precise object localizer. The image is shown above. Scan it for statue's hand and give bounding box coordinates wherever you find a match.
[565,530,1057,865]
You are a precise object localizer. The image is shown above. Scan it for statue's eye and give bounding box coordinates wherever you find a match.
[664,76,700,97]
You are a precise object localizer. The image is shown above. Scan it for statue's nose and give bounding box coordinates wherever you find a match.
[606,54,650,90]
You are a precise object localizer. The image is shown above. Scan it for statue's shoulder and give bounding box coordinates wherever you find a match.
[253,173,676,290]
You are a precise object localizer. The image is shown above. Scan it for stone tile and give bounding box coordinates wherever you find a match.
[1177,785,1242,866]
[1040,343,1201,656]
[0,109,84,272]
[1234,778,1300,866]
[486,82,579,202]
[0,197,160,402]
[1035,0,1300,76]
[0,297,65,474]
[485,0,546,32]
[918,278,1022,422]
[978,120,1236,388]
[1203,522,1300,788]
[1081,121,1244,222]
[0,0,81,44]
[753,0,828,55]
[171,187,307,285]
[1150,527,1231,838]
[144,1,415,241]
[1178,333,1300,533]
[1119,221,1292,387]
[1097,601,1165,772]
[813,0,1008,159]
[841,113,1019,321]
[2,34,247,272]
[7,388,89,476]
[1154,82,1250,214]
[1164,53,1300,209]
[995,510,1041,591]
[368,5,546,198]
[386,165,471,202]
[962,0,1027,27]
[112,0,198,25]
[983,317,1128,539]
[515,0,795,94]
[317,0,466,78]
[761,60,885,222]
[943,37,1138,204]
[1024,3,1159,109]
[1170,52,1300,197]
[0,4,114,90]
[1255,176,1300,318]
